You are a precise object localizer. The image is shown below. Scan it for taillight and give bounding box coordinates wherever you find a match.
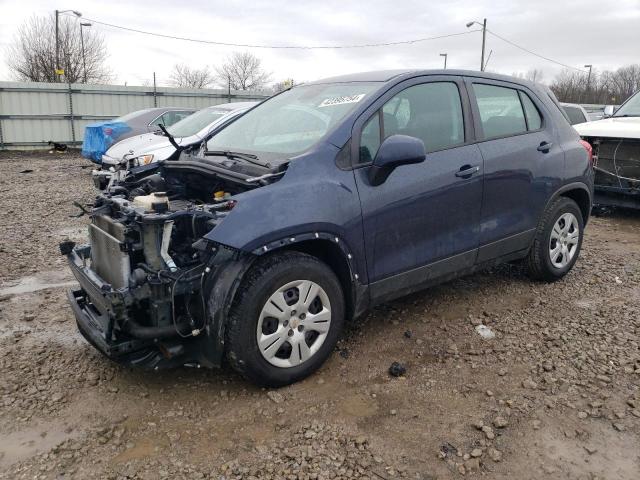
[103,127,113,136]
[579,139,594,166]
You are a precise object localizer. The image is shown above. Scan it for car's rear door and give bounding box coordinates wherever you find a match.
[352,76,484,302]
[465,78,564,262]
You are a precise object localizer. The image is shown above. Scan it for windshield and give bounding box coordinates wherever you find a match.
[167,108,229,137]
[614,91,640,117]
[206,83,379,157]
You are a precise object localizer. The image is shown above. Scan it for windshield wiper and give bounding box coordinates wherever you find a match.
[614,114,640,118]
[205,150,272,168]
[158,124,182,151]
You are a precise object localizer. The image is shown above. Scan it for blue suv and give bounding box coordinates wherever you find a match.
[64,70,594,386]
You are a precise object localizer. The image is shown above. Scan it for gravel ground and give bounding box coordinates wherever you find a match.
[0,151,639,480]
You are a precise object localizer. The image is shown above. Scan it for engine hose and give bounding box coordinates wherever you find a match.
[122,319,191,339]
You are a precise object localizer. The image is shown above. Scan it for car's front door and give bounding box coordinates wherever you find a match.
[466,79,564,262]
[352,76,484,302]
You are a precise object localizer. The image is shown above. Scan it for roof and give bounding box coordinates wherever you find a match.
[305,69,542,89]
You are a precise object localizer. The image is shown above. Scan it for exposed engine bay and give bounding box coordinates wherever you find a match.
[64,157,286,368]
[584,137,640,208]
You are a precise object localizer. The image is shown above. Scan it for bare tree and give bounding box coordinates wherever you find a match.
[215,51,271,91]
[271,78,295,93]
[5,14,111,84]
[550,65,640,104]
[525,69,544,83]
[169,63,215,88]
[511,69,544,83]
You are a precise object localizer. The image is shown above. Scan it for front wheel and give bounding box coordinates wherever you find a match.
[225,252,345,387]
[526,197,584,281]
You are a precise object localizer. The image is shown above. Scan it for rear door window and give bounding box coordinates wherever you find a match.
[473,84,527,138]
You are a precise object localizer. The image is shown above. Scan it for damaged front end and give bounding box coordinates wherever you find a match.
[63,158,278,368]
[585,137,640,208]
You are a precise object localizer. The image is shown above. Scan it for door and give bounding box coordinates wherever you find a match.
[466,80,564,261]
[352,77,484,302]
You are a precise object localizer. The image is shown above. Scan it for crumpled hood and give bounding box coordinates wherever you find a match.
[574,116,640,139]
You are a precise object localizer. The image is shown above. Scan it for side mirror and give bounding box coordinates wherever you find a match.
[368,135,426,186]
[603,105,615,118]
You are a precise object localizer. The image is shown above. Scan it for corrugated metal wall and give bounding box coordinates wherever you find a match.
[0,81,269,149]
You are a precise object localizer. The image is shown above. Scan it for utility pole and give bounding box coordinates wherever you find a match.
[584,64,593,102]
[80,22,92,83]
[480,19,487,71]
[466,18,487,71]
[152,72,157,107]
[440,53,448,69]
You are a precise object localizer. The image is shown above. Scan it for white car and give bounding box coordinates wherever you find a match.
[94,102,257,188]
[574,91,640,208]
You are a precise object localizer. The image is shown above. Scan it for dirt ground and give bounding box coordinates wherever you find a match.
[0,152,639,480]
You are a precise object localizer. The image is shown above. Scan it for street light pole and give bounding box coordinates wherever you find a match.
[466,18,487,71]
[54,9,82,82]
[55,10,59,82]
[80,22,92,83]
[440,53,448,69]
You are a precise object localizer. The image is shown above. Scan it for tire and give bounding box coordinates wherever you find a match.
[225,251,345,387]
[526,197,584,282]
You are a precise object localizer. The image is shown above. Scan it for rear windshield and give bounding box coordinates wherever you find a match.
[113,109,154,123]
[167,108,229,137]
[563,106,587,125]
[206,82,379,158]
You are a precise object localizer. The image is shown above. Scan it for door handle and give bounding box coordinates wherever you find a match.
[537,141,552,153]
[455,165,480,178]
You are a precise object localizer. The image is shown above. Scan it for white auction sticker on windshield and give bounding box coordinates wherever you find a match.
[318,94,366,108]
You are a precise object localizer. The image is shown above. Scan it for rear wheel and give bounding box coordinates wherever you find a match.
[226,252,344,387]
[526,197,584,281]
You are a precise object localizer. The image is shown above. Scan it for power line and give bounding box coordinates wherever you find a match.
[73,15,480,49]
[486,29,588,73]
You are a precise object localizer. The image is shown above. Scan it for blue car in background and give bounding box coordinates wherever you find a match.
[81,107,194,163]
[64,69,593,387]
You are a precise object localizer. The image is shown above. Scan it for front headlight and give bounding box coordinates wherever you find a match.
[133,154,154,166]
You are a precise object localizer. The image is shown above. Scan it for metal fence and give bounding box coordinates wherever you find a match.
[0,81,269,150]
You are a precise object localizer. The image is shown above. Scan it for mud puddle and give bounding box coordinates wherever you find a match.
[0,270,77,297]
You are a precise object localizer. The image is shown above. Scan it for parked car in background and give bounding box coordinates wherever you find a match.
[574,90,640,208]
[561,103,591,125]
[81,107,195,163]
[64,70,593,387]
[92,102,257,189]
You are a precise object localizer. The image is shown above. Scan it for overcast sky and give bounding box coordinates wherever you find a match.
[0,0,639,88]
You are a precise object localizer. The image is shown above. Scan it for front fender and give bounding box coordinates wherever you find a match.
[203,145,369,284]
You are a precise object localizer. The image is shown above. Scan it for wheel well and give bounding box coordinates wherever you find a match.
[560,188,591,224]
[279,239,355,320]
